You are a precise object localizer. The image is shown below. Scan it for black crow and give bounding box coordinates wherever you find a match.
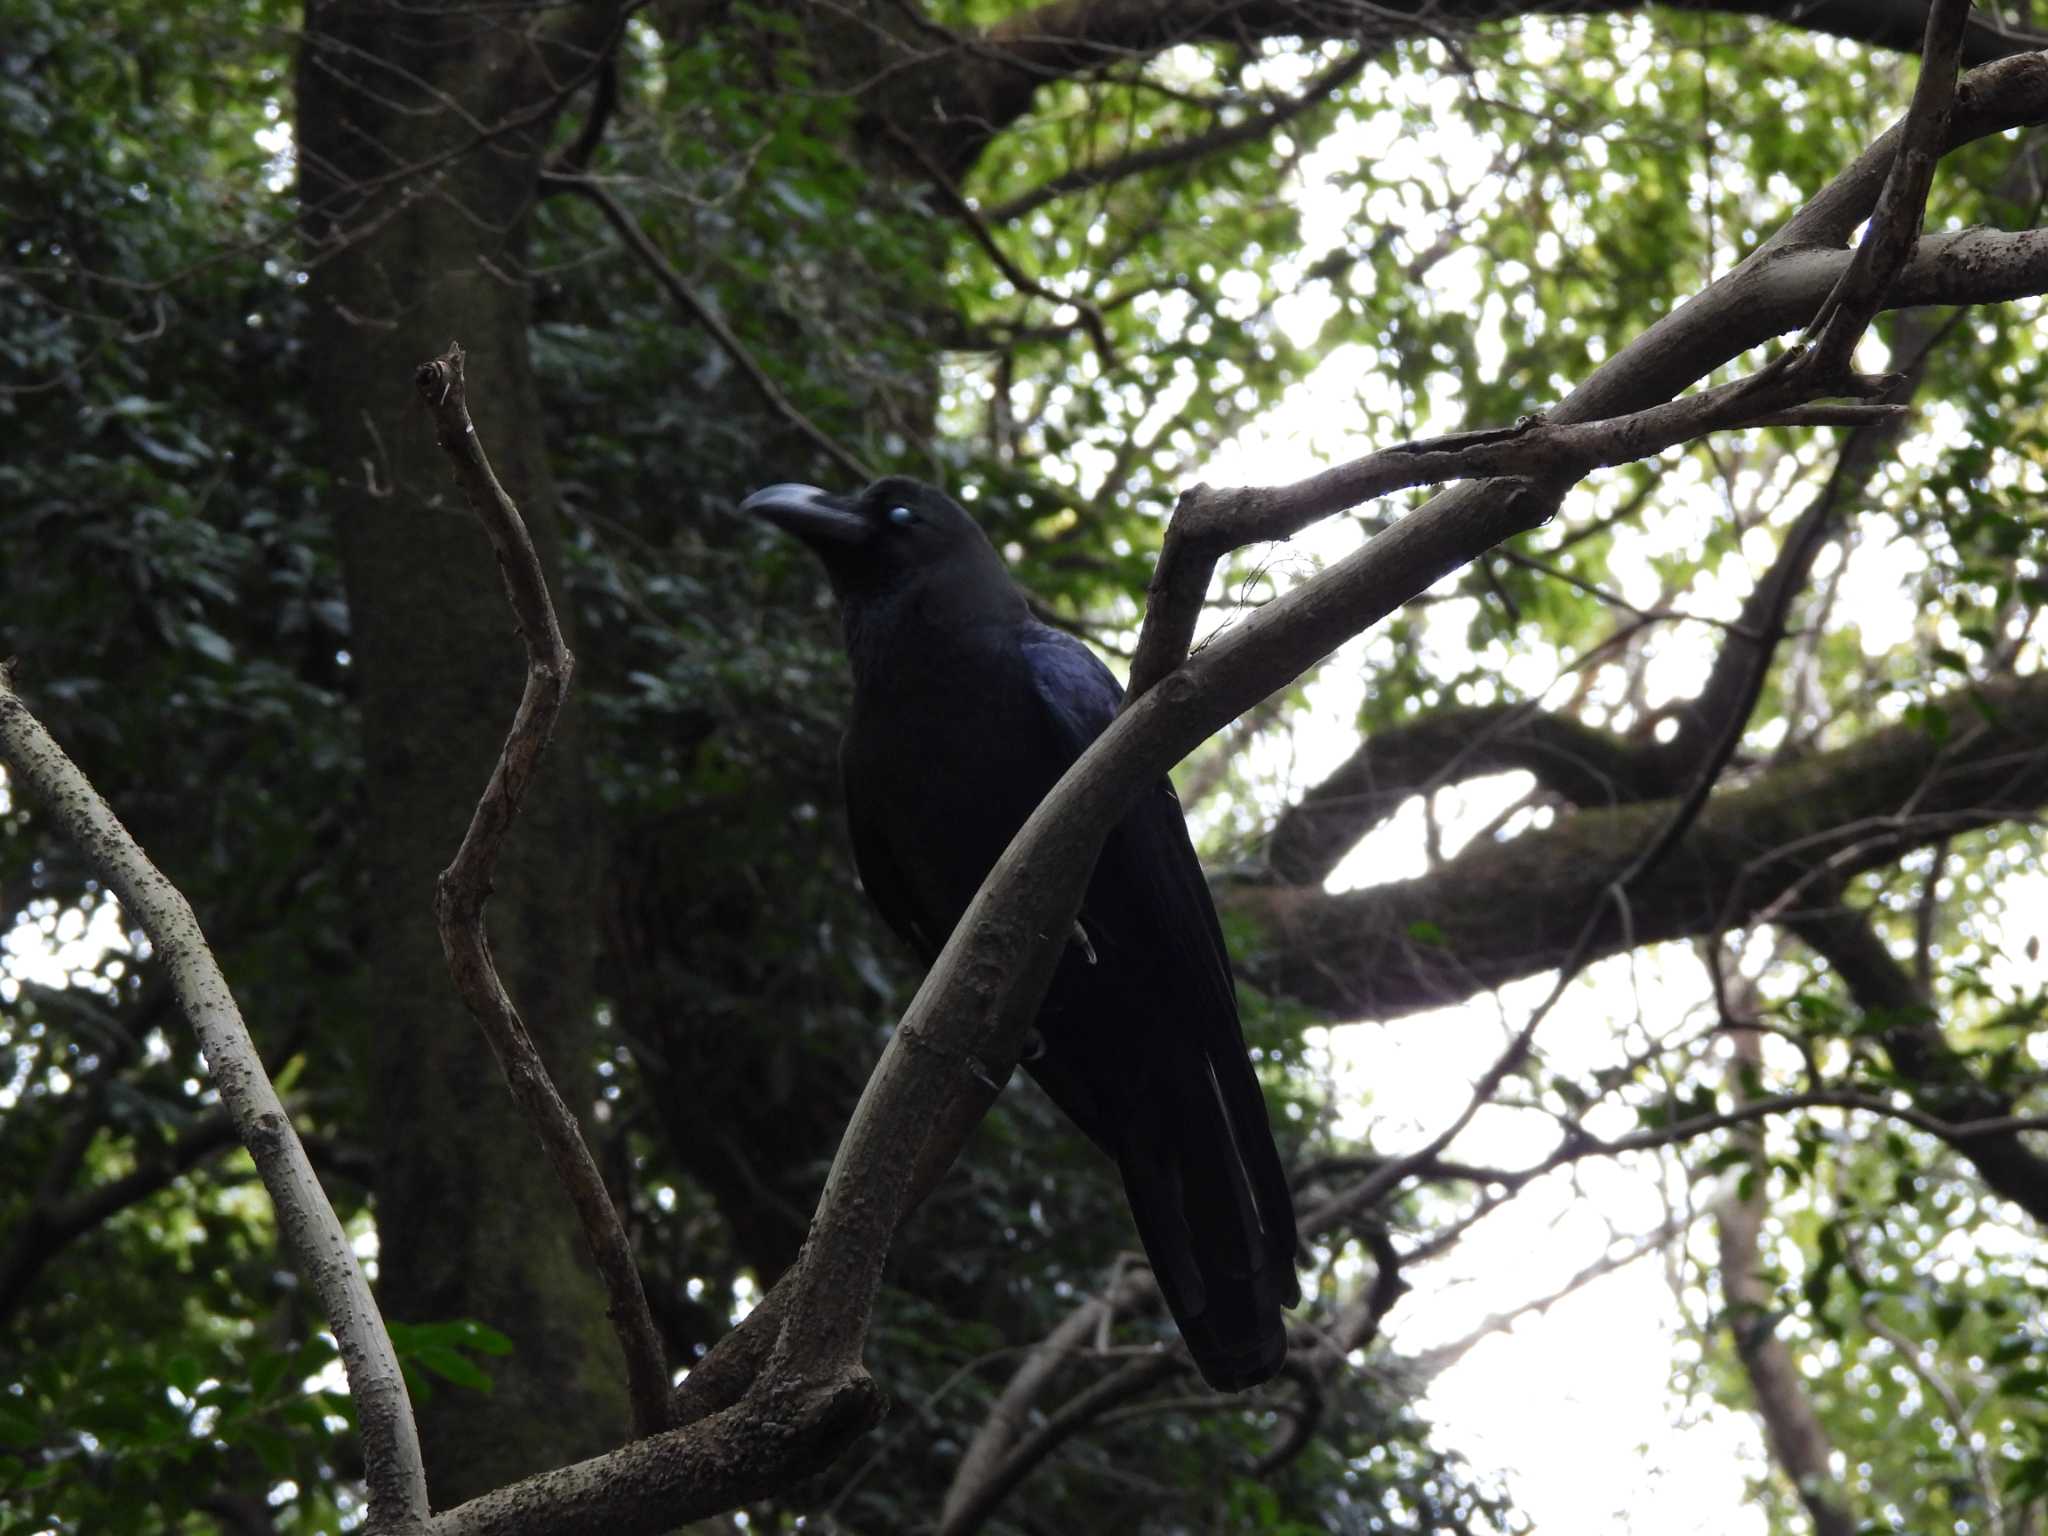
[744,475,1299,1390]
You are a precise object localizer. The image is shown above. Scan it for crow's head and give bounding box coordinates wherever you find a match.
[742,476,1010,602]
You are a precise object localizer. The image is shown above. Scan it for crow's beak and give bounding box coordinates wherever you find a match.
[741,483,871,547]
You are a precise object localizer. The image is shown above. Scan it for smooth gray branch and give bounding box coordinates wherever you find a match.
[0,671,431,1531]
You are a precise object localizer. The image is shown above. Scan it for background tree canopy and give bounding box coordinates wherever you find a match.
[3,1,2046,1533]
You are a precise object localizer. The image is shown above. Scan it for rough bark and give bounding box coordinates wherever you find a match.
[1228,673,2048,1020]
[296,0,630,1499]
[920,0,2046,179]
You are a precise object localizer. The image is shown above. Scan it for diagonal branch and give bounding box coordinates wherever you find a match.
[0,672,431,1531]
[888,124,1117,365]
[0,1109,241,1325]
[976,47,1369,225]
[1784,898,2048,1224]
[1229,672,2048,1021]
[939,1265,1156,1531]
[1798,0,1973,377]
[936,1354,1184,1536]
[538,172,874,482]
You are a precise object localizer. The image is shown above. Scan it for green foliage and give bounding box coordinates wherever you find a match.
[5,2,2048,1534]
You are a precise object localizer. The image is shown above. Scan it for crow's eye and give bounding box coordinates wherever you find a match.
[887,505,916,527]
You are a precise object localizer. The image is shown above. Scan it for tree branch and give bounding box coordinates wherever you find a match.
[1797,0,1972,378]
[0,671,431,1532]
[1265,702,1664,884]
[939,1265,1156,1531]
[932,0,2047,176]
[0,1109,240,1324]
[1784,898,2048,1224]
[413,342,672,1441]
[1717,1021,1859,1536]
[936,1354,1184,1536]
[537,172,874,482]
[976,46,1369,224]
[1229,673,2048,1020]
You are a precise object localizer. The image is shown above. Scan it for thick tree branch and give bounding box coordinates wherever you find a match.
[1229,673,2048,1020]
[0,672,431,1532]
[420,1375,881,1536]
[414,343,672,1441]
[1266,702,1663,884]
[930,1,2046,174]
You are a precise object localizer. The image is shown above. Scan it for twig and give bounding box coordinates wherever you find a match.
[412,341,672,1439]
[939,1266,1153,1529]
[936,1354,1184,1536]
[888,123,1117,367]
[978,48,1368,225]
[1121,385,1901,705]
[0,670,430,1531]
[539,172,873,483]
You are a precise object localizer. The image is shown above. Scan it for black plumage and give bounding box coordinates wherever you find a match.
[744,475,1300,1390]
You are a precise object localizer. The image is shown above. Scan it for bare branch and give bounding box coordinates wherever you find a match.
[1408,1218,1683,1386]
[413,342,671,1440]
[538,173,874,482]
[1799,0,1973,377]
[940,1266,1156,1531]
[976,47,1369,224]
[936,1354,1184,1536]
[0,671,430,1531]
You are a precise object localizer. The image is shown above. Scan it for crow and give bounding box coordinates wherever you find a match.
[744,475,1299,1390]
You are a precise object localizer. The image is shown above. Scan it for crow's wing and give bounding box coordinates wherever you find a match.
[1018,624,1300,1387]
[842,741,943,962]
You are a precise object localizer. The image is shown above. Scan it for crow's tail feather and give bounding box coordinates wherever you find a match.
[1117,1051,1299,1392]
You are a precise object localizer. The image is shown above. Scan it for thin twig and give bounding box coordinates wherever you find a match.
[540,172,873,482]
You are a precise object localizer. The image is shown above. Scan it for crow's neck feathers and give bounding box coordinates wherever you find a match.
[837,523,1029,694]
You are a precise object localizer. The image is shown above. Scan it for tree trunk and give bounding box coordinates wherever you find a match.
[296,0,629,1500]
